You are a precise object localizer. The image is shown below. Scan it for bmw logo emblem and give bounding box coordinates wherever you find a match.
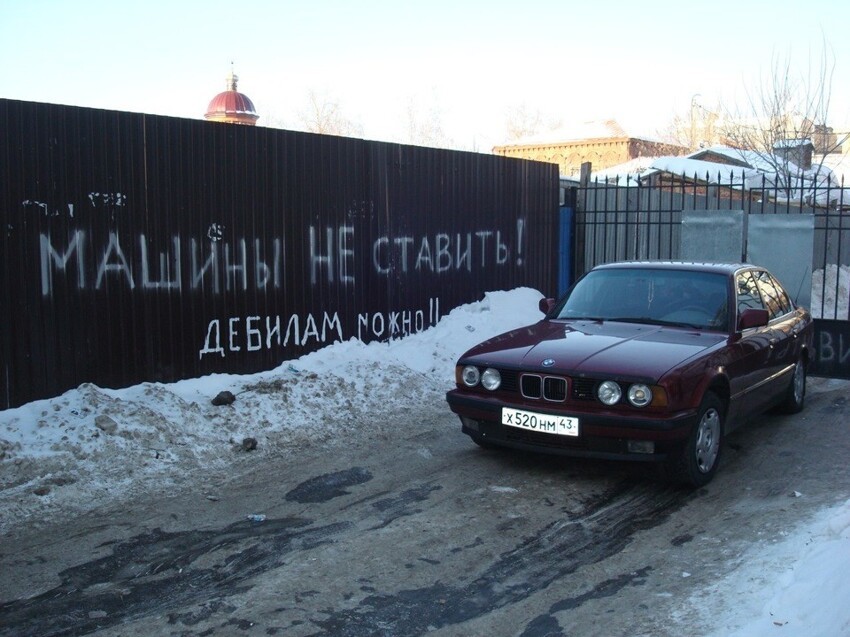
[542,359,555,367]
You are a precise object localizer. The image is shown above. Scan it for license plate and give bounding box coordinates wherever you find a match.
[501,407,579,437]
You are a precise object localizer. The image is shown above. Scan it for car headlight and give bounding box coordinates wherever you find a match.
[627,384,653,407]
[481,368,501,391]
[597,380,622,405]
[461,365,481,387]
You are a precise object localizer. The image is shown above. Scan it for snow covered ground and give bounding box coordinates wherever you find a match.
[1,287,849,635]
[699,499,850,636]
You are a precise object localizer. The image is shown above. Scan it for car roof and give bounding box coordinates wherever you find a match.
[591,261,752,275]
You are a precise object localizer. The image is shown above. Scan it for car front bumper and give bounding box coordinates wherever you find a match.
[446,389,699,463]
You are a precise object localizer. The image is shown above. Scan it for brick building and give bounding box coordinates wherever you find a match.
[492,120,688,177]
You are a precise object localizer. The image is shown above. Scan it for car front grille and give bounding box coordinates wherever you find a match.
[520,374,568,402]
[488,370,599,403]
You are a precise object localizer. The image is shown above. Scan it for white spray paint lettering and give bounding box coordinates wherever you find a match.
[198,298,441,359]
[818,330,850,365]
[30,196,528,296]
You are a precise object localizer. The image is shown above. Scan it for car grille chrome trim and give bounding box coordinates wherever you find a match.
[520,374,567,402]
[544,377,567,401]
[520,374,542,398]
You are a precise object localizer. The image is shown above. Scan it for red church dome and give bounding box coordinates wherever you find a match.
[205,70,259,125]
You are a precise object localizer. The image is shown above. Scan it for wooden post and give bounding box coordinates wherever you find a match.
[579,161,592,189]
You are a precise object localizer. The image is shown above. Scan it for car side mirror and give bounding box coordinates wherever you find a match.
[737,308,769,330]
[539,298,556,315]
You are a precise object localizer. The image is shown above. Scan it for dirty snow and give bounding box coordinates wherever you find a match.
[811,264,850,319]
[0,288,547,533]
[1,286,849,635]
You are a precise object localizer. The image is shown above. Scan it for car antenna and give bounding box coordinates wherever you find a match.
[793,269,808,307]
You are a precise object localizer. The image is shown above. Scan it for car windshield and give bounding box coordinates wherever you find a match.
[554,268,730,331]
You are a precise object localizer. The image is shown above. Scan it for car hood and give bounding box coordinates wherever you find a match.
[460,319,727,381]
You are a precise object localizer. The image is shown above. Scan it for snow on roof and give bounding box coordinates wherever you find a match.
[586,153,759,186]
[774,138,813,149]
[587,155,761,187]
[586,156,660,184]
[575,141,849,207]
[689,145,781,173]
[688,145,840,181]
[584,149,848,207]
[651,156,761,182]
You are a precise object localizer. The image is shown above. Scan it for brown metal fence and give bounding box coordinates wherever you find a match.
[0,99,560,409]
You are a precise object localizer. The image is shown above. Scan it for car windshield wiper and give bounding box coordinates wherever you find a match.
[608,317,704,329]
[558,315,607,321]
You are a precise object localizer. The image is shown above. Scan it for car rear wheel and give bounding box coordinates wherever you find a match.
[777,358,806,414]
[665,392,724,487]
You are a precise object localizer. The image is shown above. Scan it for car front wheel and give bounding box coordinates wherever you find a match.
[665,392,724,487]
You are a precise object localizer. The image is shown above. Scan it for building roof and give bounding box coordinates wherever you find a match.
[589,144,848,207]
[501,119,674,147]
[204,70,259,125]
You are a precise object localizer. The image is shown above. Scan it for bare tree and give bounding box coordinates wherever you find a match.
[505,104,543,142]
[404,95,452,148]
[260,110,288,130]
[299,90,363,137]
[657,96,722,150]
[503,105,562,143]
[720,40,847,196]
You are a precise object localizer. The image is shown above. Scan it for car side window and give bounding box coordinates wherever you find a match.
[736,271,765,315]
[754,271,788,319]
[755,271,783,319]
[768,273,794,315]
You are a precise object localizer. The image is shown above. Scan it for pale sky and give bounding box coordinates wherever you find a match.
[3,0,849,151]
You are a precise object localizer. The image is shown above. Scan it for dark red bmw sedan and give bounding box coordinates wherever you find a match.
[445,262,814,486]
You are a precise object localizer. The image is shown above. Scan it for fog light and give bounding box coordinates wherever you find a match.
[627,440,655,454]
[461,416,480,431]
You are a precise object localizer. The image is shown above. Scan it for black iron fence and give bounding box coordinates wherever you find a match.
[570,172,850,321]
[0,99,560,409]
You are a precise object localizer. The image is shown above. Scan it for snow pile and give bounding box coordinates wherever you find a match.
[699,498,850,637]
[0,288,545,532]
[811,264,850,319]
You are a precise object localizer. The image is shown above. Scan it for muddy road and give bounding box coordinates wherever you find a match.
[1,378,849,637]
